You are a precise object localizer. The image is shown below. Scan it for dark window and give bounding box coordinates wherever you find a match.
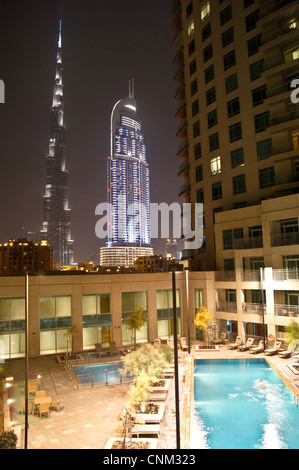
[259,167,275,188]
[193,120,200,138]
[252,85,267,106]
[190,59,197,76]
[202,22,211,42]
[257,138,272,160]
[227,97,240,117]
[189,38,195,56]
[186,1,193,18]
[196,165,203,182]
[224,50,236,70]
[194,142,202,159]
[209,132,219,151]
[192,99,199,116]
[248,34,261,56]
[191,78,198,96]
[206,86,216,106]
[234,201,247,208]
[254,111,269,133]
[222,27,234,48]
[205,64,214,84]
[203,43,213,62]
[224,258,235,271]
[233,174,246,194]
[208,109,218,128]
[220,5,232,26]
[229,122,242,142]
[225,73,238,93]
[250,59,264,81]
[196,188,204,203]
[246,10,259,32]
[231,147,244,167]
[212,181,223,200]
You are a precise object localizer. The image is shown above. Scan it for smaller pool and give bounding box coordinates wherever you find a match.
[73,362,131,386]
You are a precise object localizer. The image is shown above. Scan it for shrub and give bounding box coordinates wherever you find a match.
[0,430,18,449]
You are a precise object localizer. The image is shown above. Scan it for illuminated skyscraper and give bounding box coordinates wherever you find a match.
[41,21,74,269]
[100,80,153,266]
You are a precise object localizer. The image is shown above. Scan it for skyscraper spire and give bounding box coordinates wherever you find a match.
[41,21,74,269]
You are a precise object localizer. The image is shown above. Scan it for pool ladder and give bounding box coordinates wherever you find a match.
[294,392,299,408]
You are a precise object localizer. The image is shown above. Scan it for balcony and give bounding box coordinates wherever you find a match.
[275,304,299,317]
[259,0,298,22]
[176,139,189,158]
[242,303,263,314]
[177,159,190,177]
[216,301,237,313]
[233,236,263,250]
[269,107,299,128]
[215,271,236,282]
[271,231,299,246]
[241,270,261,282]
[173,63,184,83]
[174,82,185,101]
[273,269,299,280]
[261,23,299,51]
[175,99,187,119]
[263,54,299,78]
[176,119,187,138]
[178,181,191,198]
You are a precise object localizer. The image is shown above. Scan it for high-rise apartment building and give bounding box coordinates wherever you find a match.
[0,238,53,275]
[41,21,74,269]
[172,0,299,271]
[100,81,153,266]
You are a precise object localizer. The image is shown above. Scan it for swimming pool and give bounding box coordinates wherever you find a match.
[73,362,130,386]
[191,358,299,449]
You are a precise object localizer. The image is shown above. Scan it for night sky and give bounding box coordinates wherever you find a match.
[0,0,181,263]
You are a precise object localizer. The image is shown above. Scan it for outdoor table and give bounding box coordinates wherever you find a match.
[34,396,52,405]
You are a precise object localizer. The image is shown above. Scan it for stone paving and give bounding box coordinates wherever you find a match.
[3,345,299,450]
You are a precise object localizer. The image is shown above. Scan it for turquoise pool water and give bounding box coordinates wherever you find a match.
[192,358,299,449]
[73,362,129,385]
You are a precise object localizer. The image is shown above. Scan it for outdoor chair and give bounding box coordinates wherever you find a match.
[180,337,188,351]
[38,402,50,419]
[227,336,243,350]
[278,344,292,359]
[264,341,282,356]
[109,341,119,356]
[166,338,174,349]
[35,390,46,398]
[238,337,255,352]
[95,343,107,358]
[51,396,62,412]
[21,397,33,415]
[249,340,264,354]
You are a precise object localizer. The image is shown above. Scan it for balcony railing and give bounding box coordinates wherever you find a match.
[216,301,237,313]
[275,304,299,317]
[259,0,297,20]
[270,108,299,127]
[215,271,236,282]
[178,181,190,197]
[273,269,299,280]
[242,303,263,314]
[271,232,299,246]
[233,236,263,250]
[241,270,261,282]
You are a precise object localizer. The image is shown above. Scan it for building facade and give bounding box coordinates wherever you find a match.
[0,239,53,275]
[100,80,153,266]
[172,0,299,270]
[40,21,74,269]
[0,265,298,359]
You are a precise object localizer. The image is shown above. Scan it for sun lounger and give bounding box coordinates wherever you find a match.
[238,338,255,352]
[227,336,243,350]
[131,424,160,438]
[265,341,282,356]
[249,340,264,354]
[212,332,228,345]
[180,337,189,351]
[108,341,120,356]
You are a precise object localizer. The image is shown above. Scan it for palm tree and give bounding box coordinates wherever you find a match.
[64,324,77,359]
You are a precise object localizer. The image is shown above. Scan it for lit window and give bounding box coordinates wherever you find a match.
[210,156,221,175]
[201,2,210,22]
[188,20,195,36]
[292,131,299,150]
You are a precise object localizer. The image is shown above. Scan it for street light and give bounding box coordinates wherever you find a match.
[169,263,183,450]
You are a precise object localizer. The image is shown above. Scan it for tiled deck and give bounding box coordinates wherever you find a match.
[3,345,299,449]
